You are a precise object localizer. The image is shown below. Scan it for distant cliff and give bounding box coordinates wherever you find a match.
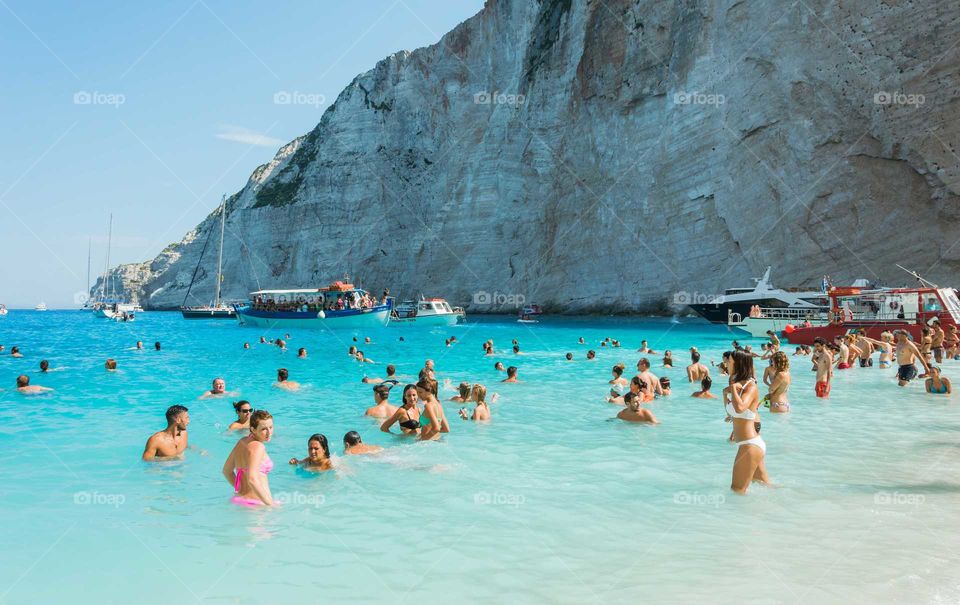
[103,0,960,312]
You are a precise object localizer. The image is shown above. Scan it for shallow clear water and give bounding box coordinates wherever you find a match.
[1,311,959,604]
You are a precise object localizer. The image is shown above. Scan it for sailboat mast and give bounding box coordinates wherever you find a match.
[105,214,113,300]
[214,195,226,307]
[86,238,91,301]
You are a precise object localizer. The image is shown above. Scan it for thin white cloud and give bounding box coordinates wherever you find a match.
[215,125,283,148]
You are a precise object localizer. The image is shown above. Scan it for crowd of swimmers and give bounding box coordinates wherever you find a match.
[5,321,955,501]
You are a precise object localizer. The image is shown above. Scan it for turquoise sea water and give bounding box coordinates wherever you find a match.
[1,310,959,604]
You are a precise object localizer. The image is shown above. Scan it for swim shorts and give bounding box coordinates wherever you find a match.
[897,364,918,382]
[815,381,831,398]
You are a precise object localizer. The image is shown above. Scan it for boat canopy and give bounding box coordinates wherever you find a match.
[250,288,324,295]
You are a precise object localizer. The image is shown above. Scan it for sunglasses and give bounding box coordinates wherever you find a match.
[239,408,252,414]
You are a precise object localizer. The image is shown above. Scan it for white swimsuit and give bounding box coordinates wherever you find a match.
[726,387,766,454]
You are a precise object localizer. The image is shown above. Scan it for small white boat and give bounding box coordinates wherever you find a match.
[391,296,465,326]
[0,304,8,316]
[35,302,48,312]
[517,318,539,324]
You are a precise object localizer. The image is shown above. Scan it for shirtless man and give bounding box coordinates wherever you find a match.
[853,330,875,367]
[142,405,190,460]
[636,340,656,354]
[11,346,23,358]
[16,375,52,394]
[343,431,383,455]
[199,377,234,399]
[930,320,946,363]
[636,358,664,395]
[274,368,301,391]
[365,384,398,418]
[502,366,519,383]
[686,351,710,383]
[363,364,398,384]
[813,339,833,398]
[945,324,960,359]
[419,359,435,381]
[135,341,144,350]
[893,330,930,386]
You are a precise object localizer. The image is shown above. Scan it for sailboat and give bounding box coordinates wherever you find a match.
[180,195,236,319]
[92,214,138,319]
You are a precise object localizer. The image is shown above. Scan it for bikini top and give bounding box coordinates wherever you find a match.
[234,455,274,491]
[725,380,758,420]
[930,380,949,394]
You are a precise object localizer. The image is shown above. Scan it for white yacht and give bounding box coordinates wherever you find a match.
[687,267,830,324]
[35,302,48,311]
[391,296,465,326]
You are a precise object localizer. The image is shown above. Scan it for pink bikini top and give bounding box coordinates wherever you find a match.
[234,455,273,492]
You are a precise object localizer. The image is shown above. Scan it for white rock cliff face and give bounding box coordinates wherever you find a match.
[104,0,960,312]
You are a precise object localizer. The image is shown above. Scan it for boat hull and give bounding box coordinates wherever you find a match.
[390,313,461,327]
[181,308,237,320]
[785,322,921,346]
[730,317,829,337]
[235,305,391,329]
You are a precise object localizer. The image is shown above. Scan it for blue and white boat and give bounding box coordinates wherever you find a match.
[391,296,465,326]
[234,282,392,329]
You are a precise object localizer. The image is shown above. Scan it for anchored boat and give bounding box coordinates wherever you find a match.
[234,281,392,329]
[180,195,236,320]
[391,296,465,326]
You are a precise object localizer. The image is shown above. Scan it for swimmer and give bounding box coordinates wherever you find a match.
[243,342,250,350]
[686,351,710,382]
[142,405,191,460]
[658,376,671,396]
[609,363,629,398]
[259,336,267,344]
[39,360,49,373]
[343,431,383,455]
[893,330,930,386]
[494,362,505,372]
[662,351,673,368]
[355,350,375,364]
[200,377,234,399]
[228,400,253,431]
[586,350,596,360]
[297,347,307,358]
[223,410,276,505]
[16,374,52,394]
[135,341,143,350]
[289,433,334,470]
[767,351,791,413]
[512,345,523,355]
[459,385,491,421]
[578,337,585,344]
[636,340,656,355]
[274,368,301,391]
[723,350,769,494]
[925,366,952,394]
[450,382,473,403]
[616,392,659,423]
[565,353,574,361]
[419,359,435,381]
[502,366,519,383]
[105,359,117,371]
[363,364,398,384]
[365,384,398,418]
[417,378,449,440]
[11,346,23,358]
[635,358,664,395]
[381,384,421,435]
[692,376,717,399]
[154,342,161,351]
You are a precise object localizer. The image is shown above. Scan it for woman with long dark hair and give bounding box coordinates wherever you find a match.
[723,351,770,494]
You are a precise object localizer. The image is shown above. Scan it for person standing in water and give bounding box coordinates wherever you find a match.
[894,330,930,386]
[274,368,301,391]
[142,405,190,460]
[16,375,52,394]
[222,410,275,505]
[692,376,717,399]
[723,351,769,494]
[925,366,952,394]
[228,400,253,431]
[616,392,659,423]
[417,379,450,440]
[766,351,791,413]
[381,384,421,436]
[813,339,833,398]
[686,351,710,383]
[343,431,383,455]
[365,384,398,418]
[289,433,334,470]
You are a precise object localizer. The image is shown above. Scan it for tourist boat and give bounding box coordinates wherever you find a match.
[727,306,830,337]
[91,214,142,319]
[518,304,542,323]
[0,304,8,316]
[35,302,48,311]
[180,195,236,319]
[783,275,960,345]
[234,281,392,329]
[688,267,832,324]
[390,296,465,326]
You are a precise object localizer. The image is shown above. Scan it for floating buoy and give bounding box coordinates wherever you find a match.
[317,311,326,319]
[784,324,795,334]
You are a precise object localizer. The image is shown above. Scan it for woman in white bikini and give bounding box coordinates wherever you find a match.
[723,350,770,494]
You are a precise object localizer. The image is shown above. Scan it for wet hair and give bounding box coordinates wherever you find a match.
[506,366,518,377]
[277,368,289,381]
[343,431,362,447]
[730,350,755,383]
[308,433,330,458]
[165,404,188,424]
[659,376,671,389]
[417,377,439,397]
[154,342,161,350]
[623,391,641,411]
[701,376,712,391]
[691,351,701,363]
[587,350,596,359]
[458,382,471,399]
[512,345,520,353]
[565,353,573,360]
[298,348,306,355]
[386,364,396,376]
[638,357,650,369]
[104,358,117,370]
[473,384,488,404]
[401,384,418,406]
[772,351,789,373]
[16,375,29,387]
[232,400,250,413]
[250,409,272,428]
[39,360,49,371]
[11,346,19,354]
[612,363,625,377]
[373,384,391,399]
[495,361,504,370]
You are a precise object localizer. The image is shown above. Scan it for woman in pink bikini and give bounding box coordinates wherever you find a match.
[222,409,275,506]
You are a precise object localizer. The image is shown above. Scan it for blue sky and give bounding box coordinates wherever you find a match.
[0,0,483,308]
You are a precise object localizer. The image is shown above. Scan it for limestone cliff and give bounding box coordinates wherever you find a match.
[104,0,960,312]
